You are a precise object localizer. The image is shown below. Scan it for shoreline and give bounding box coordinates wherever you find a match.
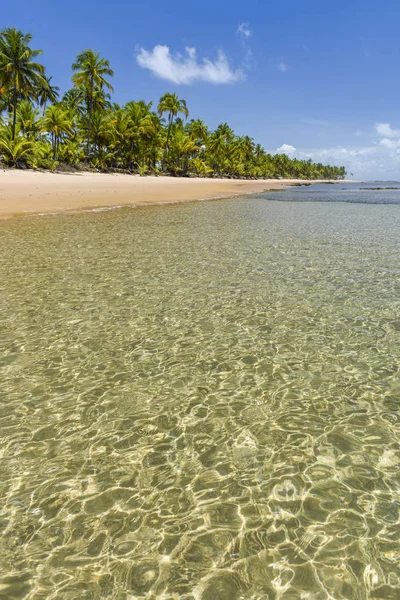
[0,170,343,220]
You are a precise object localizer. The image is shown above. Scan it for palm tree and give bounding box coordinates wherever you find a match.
[208,129,227,174]
[124,101,158,169]
[0,132,34,166]
[191,157,213,176]
[157,93,188,171]
[187,119,208,145]
[0,29,348,178]
[0,28,47,140]
[106,106,133,164]
[61,87,85,112]
[71,50,114,161]
[89,109,111,161]
[16,100,41,139]
[37,76,59,112]
[57,139,83,166]
[215,122,234,142]
[167,129,199,175]
[42,104,73,159]
[0,89,12,116]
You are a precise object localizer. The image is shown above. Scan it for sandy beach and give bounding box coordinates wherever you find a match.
[0,170,332,219]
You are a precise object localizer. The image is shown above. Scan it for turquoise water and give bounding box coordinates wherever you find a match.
[0,187,399,599]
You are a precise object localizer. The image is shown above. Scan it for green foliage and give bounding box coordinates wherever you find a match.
[42,104,73,159]
[27,140,57,170]
[0,28,48,140]
[137,164,149,176]
[158,93,189,170]
[192,158,213,176]
[0,131,34,166]
[37,76,59,109]
[0,27,347,180]
[72,49,114,161]
[16,100,42,139]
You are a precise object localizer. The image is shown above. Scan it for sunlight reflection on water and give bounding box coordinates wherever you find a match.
[0,188,399,599]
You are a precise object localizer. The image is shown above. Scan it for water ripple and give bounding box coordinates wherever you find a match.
[0,196,399,598]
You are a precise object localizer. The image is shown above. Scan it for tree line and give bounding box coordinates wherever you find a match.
[0,28,347,179]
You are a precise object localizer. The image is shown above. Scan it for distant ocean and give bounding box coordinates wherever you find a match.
[260,180,400,203]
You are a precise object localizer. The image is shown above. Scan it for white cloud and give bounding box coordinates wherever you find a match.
[236,22,253,66]
[136,45,244,85]
[273,121,400,178]
[375,123,400,138]
[237,23,252,39]
[379,138,400,149]
[277,60,287,73]
[272,142,400,179]
[276,144,297,156]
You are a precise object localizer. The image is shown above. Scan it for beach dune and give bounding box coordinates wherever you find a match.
[0,170,324,219]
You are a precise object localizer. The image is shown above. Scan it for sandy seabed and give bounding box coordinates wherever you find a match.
[0,170,332,219]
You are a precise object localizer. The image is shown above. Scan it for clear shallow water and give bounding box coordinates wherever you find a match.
[0,185,400,599]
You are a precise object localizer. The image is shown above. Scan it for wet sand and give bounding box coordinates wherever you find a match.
[0,170,331,219]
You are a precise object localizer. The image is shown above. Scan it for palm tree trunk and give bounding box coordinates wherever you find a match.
[86,78,93,164]
[86,104,92,162]
[162,113,173,171]
[11,91,18,141]
[183,153,189,176]
[129,139,135,170]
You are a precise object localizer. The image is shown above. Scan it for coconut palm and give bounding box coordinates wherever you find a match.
[207,129,227,174]
[71,50,114,160]
[0,134,34,166]
[61,87,84,112]
[157,93,189,170]
[16,100,41,139]
[57,139,83,166]
[124,101,159,168]
[37,76,60,112]
[167,129,199,175]
[42,104,73,159]
[89,110,111,160]
[215,122,234,142]
[0,89,12,116]
[0,28,47,140]
[0,28,347,178]
[187,119,208,145]
[106,106,133,164]
[191,157,213,176]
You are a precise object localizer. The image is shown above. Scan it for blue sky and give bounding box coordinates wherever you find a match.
[4,0,400,178]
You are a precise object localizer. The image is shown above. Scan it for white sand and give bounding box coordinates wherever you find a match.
[0,170,334,219]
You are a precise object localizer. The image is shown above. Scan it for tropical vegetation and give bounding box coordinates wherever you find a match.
[0,28,347,179]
